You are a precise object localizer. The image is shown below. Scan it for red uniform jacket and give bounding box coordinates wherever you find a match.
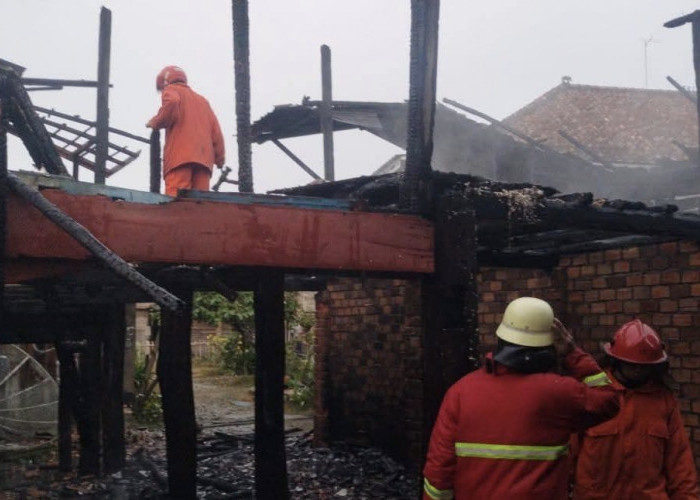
[423,348,620,500]
[574,369,699,500]
[147,83,225,175]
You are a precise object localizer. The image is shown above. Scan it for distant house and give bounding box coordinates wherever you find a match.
[503,77,698,167]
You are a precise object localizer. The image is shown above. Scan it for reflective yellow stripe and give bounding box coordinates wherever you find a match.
[583,371,611,387]
[455,442,569,461]
[423,478,454,499]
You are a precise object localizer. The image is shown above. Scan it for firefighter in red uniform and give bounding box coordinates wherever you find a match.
[423,297,620,500]
[573,320,699,499]
[147,65,225,197]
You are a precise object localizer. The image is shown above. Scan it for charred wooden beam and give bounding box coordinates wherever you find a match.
[150,129,161,194]
[401,0,440,213]
[254,269,289,499]
[78,334,102,475]
[558,130,614,169]
[21,78,103,88]
[42,118,138,158]
[666,75,697,104]
[0,72,68,175]
[157,288,196,498]
[34,106,149,144]
[56,342,78,471]
[232,0,253,193]
[102,305,126,473]
[271,138,322,181]
[320,45,335,181]
[94,7,112,184]
[6,173,184,311]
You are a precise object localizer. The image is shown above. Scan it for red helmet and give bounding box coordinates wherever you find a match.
[603,320,667,364]
[156,65,187,91]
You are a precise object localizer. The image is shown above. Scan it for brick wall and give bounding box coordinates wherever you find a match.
[316,240,700,470]
[478,241,700,461]
[314,278,424,468]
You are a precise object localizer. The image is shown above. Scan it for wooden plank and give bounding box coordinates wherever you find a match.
[254,269,289,499]
[5,189,434,275]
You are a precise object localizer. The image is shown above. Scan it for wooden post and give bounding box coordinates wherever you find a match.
[56,342,76,472]
[232,0,254,193]
[94,7,111,185]
[102,305,126,473]
[123,304,136,405]
[79,335,102,475]
[157,289,196,498]
[149,129,161,194]
[254,269,288,499]
[400,0,440,213]
[320,45,335,181]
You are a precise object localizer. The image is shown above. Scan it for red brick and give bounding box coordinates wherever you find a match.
[660,242,679,254]
[651,286,670,299]
[639,300,659,313]
[651,256,669,270]
[661,271,681,284]
[690,253,700,266]
[600,315,615,326]
[652,313,671,326]
[682,270,700,283]
[596,263,612,275]
[604,249,622,261]
[617,288,633,300]
[584,290,599,302]
[606,301,623,313]
[600,289,615,301]
[591,302,606,314]
[631,260,649,272]
[683,357,700,369]
[680,241,698,253]
[625,274,643,287]
[670,284,691,299]
[622,247,640,259]
[581,265,596,277]
[643,273,661,286]
[592,277,607,289]
[623,301,641,314]
[572,255,587,266]
[490,281,502,291]
[633,287,650,300]
[658,300,677,312]
[613,261,630,273]
[567,267,581,279]
[673,314,693,327]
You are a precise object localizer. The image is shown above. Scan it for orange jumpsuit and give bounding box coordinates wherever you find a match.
[423,348,620,500]
[574,369,699,500]
[147,82,225,196]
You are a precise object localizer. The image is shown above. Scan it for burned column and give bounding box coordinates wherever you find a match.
[232,0,254,193]
[157,288,197,498]
[664,10,700,168]
[94,7,111,184]
[254,269,289,499]
[400,0,440,213]
[422,192,480,461]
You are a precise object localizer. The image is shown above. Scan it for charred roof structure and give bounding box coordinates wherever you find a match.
[252,88,700,212]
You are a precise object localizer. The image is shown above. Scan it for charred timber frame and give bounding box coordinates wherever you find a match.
[232,0,253,193]
[94,7,111,184]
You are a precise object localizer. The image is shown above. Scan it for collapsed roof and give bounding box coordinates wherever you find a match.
[252,98,700,212]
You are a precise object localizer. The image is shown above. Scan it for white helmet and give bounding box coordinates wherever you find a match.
[496,297,554,347]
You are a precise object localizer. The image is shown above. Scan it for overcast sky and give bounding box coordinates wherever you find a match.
[1,1,698,193]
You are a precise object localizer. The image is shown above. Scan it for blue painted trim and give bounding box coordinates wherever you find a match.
[15,170,172,204]
[177,189,353,210]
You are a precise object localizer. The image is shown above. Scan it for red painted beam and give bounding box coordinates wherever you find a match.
[6,189,434,281]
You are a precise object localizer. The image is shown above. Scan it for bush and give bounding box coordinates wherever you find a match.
[132,354,162,425]
[285,329,315,410]
[210,331,256,375]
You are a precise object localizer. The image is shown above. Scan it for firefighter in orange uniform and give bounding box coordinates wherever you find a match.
[573,320,699,500]
[146,65,225,197]
[423,297,620,500]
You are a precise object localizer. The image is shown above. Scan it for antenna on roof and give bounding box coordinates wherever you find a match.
[643,36,660,88]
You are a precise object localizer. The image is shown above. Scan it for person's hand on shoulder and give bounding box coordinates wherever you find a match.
[553,318,576,357]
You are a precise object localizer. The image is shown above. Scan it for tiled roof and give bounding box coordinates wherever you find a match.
[503,82,698,165]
